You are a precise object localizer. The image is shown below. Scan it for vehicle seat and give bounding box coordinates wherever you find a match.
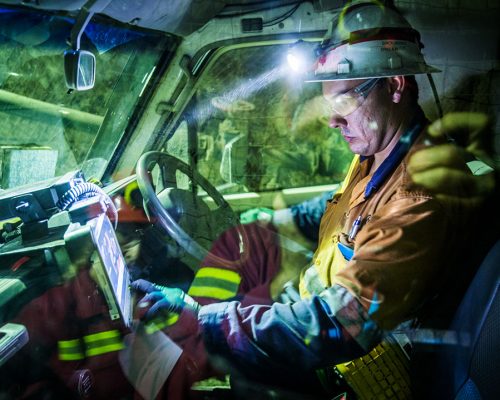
[420,239,500,399]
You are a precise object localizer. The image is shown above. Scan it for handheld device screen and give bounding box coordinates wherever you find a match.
[89,214,132,327]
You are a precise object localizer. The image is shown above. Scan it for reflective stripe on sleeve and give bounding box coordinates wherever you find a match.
[144,313,180,334]
[188,267,241,300]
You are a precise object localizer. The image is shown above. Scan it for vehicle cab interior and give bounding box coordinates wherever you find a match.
[0,0,498,399]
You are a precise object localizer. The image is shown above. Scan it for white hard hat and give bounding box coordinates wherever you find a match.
[308,1,440,82]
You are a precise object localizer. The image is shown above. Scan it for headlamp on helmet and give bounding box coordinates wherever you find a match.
[308,2,440,82]
[286,40,317,74]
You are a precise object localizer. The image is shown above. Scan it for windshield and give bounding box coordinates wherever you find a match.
[167,44,353,195]
[0,7,174,189]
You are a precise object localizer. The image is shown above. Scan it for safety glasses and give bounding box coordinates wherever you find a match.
[324,78,381,117]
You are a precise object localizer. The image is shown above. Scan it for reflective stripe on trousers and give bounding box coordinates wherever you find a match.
[58,329,124,360]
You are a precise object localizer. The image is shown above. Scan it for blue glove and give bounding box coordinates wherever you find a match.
[131,279,200,320]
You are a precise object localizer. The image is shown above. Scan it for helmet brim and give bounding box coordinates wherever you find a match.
[305,65,441,82]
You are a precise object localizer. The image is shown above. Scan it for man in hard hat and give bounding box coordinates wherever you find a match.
[132,2,495,398]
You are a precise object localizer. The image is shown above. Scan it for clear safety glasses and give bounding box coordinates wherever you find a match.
[324,78,381,117]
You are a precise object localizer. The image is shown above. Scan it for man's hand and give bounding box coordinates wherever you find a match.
[408,112,496,207]
[131,279,200,320]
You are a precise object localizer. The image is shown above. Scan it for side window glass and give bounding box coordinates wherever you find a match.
[175,44,353,193]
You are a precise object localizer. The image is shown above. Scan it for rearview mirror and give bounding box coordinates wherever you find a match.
[64,49,96,91]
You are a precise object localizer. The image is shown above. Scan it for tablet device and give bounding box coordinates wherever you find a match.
[88,214,132,327]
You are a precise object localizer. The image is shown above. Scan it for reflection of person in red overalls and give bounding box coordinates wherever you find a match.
[6,264,134,399]
[0,218,287,399]
[4,257,208,399]
[116,180,323,398]
[136,206,320,398]
[142,221,287,398]
[3,181,318,399]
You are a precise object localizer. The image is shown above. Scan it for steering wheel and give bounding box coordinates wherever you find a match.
[136,151,244,263]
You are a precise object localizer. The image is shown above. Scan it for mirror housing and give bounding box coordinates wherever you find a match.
[64,49,96,91]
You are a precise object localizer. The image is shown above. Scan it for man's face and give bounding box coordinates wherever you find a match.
[322,78,397,157]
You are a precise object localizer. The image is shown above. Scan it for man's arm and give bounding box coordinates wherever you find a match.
[132,281,380,378]
[198,285,379,375]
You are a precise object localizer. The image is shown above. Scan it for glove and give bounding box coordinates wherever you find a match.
[408,112,495,208]
[239,207,274,224]
[131,279,200,320]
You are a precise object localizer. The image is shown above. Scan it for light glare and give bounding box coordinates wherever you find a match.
[287,52,305,72]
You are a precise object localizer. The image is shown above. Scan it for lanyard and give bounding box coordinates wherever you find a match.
[363,116,424,199]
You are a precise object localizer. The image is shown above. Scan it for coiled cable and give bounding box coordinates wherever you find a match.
[57,182,118,228]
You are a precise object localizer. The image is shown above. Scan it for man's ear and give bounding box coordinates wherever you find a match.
[389,76,406,104]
